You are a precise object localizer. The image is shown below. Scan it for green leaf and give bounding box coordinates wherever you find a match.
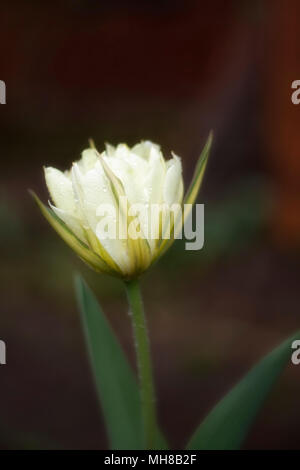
[75,274,142,449]
[186,331,300,450]
[75,274,168,449]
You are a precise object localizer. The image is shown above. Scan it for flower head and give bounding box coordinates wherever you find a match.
[32,135,212,279]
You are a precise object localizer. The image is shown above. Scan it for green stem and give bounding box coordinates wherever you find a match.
[125,278,157,450]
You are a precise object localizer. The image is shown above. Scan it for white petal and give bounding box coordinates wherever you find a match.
[95,232,131,275]
[105,155,145,205]
[71,162,116,232]
[105,143,116,157]
[131,141,161,161]
[44,167,77,216]
[71,163,131,273]
[145,146,166,204]
[140,148,166,250]
[77,149,98,173]
[114,143,131,160]
[163,154,184,206]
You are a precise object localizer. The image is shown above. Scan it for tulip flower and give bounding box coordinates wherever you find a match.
[32,135,212,280]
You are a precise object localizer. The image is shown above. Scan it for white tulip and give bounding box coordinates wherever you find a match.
[33,135,212,279]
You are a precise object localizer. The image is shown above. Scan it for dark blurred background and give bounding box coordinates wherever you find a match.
[0,0,300,449]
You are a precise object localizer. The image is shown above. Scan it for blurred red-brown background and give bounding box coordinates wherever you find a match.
[0,0,299,449]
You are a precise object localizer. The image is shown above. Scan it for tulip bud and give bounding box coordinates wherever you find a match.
[32,135,212,279]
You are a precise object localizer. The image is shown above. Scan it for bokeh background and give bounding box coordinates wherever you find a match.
[1,0,300,449]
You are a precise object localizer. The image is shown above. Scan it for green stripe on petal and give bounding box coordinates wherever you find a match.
[94,146,152,278]
[30,191,115,275]
[83,227,123,275]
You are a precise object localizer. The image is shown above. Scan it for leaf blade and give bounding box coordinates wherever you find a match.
[75,274,143,449]
[75,274,168,449]
[186,331,300,450]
